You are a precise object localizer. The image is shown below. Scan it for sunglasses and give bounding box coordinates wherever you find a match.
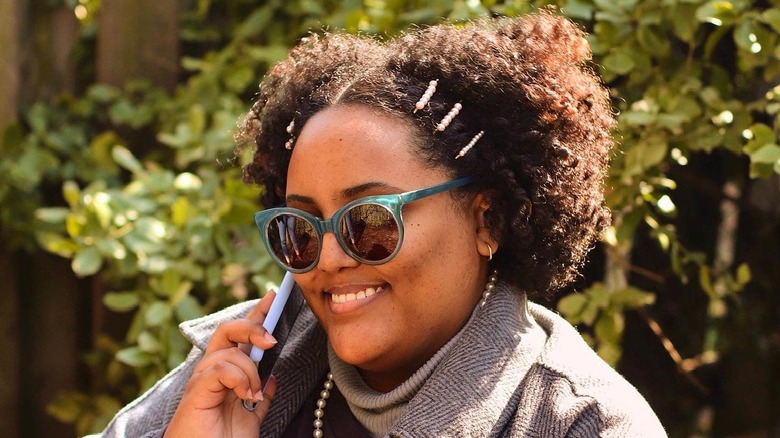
[254,176,476,273]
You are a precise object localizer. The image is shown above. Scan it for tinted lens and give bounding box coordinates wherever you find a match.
[340,204,399,262]
[265,214,319,270]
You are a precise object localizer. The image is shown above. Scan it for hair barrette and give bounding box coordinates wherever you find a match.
[414,80,438,113]
[284,120,296,150]
[436,103,462,132]
[455,130,484,159]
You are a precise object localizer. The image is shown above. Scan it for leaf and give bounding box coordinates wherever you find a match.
[188,105,206,136]
[103,292,140,312]
[224,66,255,92]
[46,391,87,422]
[62,180,81,209]
[112,145,144,174]
[72,246,103,277]
[643,140,669,167]
[603,49,636,75]
[176,295,205,321]
[563,0,594,20]
[66,214,84,238]
[736,263,751,286]
[89,191,113,228]
[171,197,195,227]
[89,132,122,174]
[138,331,162,353]
[744,144,780,178]
[234,4,275,40]
[636,25,668,56]
[595,311,625,345]
[594,0,628,15]
[733,18,762,51]
[35,207,70,223]
[125,217,168,254]
[621,110,657,126]
[699,264,716,298]
[749,144,780,163]
[596,341,622,366]
[145,302,173,326]
[610,286,656,307]
[558,293,588,323]
[761,8,780,33]
[1,122,26,155]
[581,300,601,325]
[624,139,668,176]
[96,238,127,259]
[152,269,183,297]
[36,231,80,257]
[671,3,698,42]
[246,46,289,64]
[10,148,59,190]
[695,1,737,26]
[116,346,151,367]
[173,172,203,191]
[87,84,120,103]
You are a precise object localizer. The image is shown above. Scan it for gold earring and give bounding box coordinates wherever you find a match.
[487,243,493,261]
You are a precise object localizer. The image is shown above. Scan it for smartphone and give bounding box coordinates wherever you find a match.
[243,272,303,411]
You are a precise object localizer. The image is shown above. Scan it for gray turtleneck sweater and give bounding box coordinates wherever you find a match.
[90,283,667,437]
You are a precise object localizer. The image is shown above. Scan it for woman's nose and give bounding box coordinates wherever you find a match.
[316,232,360,273]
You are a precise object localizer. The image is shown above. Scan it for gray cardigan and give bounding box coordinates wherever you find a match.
[92,284,666,437]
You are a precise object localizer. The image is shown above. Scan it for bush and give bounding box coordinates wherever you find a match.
[2,0,778,435]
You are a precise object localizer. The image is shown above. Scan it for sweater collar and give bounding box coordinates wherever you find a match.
[388,283,547,437]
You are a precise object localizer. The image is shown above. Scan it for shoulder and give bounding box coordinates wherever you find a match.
[97,300,260,438]
[509,304,667,437]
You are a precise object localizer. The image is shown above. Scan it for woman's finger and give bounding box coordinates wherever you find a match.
[184,359,254,409]
[252,374,278,422]
[204,318,277,355]
[194,347,263,393]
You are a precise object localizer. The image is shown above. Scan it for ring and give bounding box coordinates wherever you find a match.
[243,399,259,412]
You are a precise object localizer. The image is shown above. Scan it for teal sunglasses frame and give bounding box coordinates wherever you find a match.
[254,176,476,273]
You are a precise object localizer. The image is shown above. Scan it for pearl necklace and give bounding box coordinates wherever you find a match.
[311,270,498,437]
[312,372,334,438]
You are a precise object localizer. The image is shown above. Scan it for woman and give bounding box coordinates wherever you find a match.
[97,11,666,438]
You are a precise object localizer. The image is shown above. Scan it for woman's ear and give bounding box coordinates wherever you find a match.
[472,194,498,259]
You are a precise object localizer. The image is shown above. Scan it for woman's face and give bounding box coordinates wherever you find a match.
[286,105,488,391]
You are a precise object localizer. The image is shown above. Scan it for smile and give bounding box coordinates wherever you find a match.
[330,286,383,303]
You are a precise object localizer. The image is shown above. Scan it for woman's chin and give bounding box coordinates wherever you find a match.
[328,335,388,369]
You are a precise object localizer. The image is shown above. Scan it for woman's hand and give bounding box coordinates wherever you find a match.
[164,291,280,438]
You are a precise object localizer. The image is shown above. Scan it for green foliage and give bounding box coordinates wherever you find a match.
[553,0,778,368]
[2,0,779,435]
[559,283,656,364]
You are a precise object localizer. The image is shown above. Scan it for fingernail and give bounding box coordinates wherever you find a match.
[254,390,264,402]
[264,332,277,344]
[247,388,253,400]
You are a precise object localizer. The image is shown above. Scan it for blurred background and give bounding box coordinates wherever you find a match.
[1,0,778,437]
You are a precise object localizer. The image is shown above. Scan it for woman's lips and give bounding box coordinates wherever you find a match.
[326,285,386,314]
[330,286,383,303]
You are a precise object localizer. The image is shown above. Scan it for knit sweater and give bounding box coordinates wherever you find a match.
[90,283,667,437]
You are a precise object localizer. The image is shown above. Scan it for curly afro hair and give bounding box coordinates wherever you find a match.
[238,11,615,298]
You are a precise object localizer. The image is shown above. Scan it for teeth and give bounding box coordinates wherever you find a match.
[331,286,382,303]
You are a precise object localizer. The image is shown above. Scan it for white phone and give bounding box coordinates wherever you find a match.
[249,272,296,364]
[243,272,297,411]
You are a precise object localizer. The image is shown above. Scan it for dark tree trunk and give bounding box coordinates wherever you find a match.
[97,0,181,92]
